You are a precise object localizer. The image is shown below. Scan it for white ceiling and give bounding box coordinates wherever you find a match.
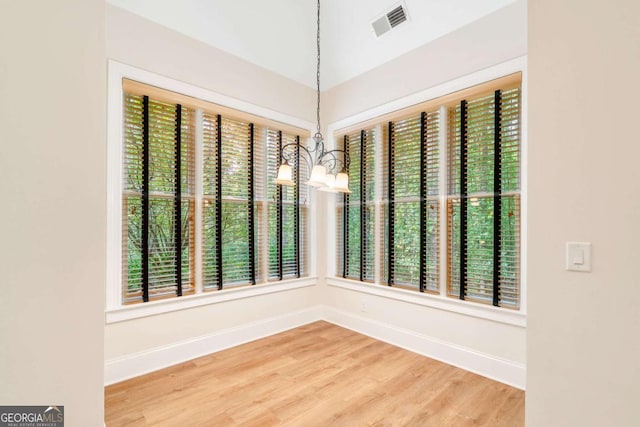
[106,0,517,90]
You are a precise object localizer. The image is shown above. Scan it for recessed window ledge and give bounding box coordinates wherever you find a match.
[106,277,317,324]
[326,277,526,327]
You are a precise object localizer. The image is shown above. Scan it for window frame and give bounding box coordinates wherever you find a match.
[446,88,522,308]
[381,112,441,293]
[106,61,317,323]
[326,57,527,326]
[337,130,376,282]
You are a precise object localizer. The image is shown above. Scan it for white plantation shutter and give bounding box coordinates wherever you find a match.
[122,94,195,303]
[336,203,345,276]
[381,111,439,292]
[123,93,144,300]
[447,87,521,309]
[297,137,309,279]
[280,134,297,277]
[252,125,267,284]
[423,112,441,292]
[266,129,280,279]
[219,117,253,287]
[337,129,376,281]
[497,88,521,307]
[282,133,304,278]
[202,112,220,291]
[267,130,307,280]
[392,118,422,287]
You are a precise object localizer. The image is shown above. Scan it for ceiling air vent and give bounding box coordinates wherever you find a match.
[371,3,409,37]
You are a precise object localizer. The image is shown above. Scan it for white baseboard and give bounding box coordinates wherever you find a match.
[104,306,323,385]
[105,304,525,390]
[320,305,526,390]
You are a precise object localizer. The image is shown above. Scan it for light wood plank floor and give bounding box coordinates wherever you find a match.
[105,321,524,426]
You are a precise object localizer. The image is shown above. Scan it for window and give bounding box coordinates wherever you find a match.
[123,95,195,302]
[335,74,521,309]
[202,114,258,290]
[447,88,521,308]
[267,131,309,280]
[379,111,442,292]
[337,129,376,281]
[121,80,308,305]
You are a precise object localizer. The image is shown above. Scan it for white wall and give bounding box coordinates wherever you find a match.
[105,5,321,382]
[0,1,106,425]
[106,289,317,359]
[527,0,640,425]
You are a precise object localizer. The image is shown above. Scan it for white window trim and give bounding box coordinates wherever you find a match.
[106,60,317,322]
[325,56,528,325]
[106,277,316,324]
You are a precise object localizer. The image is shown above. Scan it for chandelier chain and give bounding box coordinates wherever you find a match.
[275,0,350,192]
[316,0,321,137]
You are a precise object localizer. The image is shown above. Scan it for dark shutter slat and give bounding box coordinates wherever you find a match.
[342,135,349,278]
[141,95,150,303]
[419,112,427,293]
[248,123,256,285]
[294,136,301,278]
[493,90,502,306]
[174,104,183,297]
[216,114,223,290]
[459,100,468,301]
[360,129,366,282]
[387,121,395,286]
[277,131,283,280]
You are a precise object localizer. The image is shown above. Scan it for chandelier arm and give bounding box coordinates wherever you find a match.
[318,150,338,173]
[280,142,315,173]
[318,148,350,173]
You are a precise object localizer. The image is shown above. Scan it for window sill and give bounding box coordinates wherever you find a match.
[105,277,317,324]
[326,277,526,327]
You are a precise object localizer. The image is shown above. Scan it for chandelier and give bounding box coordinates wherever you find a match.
[275,0,350,193]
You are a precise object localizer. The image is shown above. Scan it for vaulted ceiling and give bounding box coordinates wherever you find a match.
[106,0,518,90]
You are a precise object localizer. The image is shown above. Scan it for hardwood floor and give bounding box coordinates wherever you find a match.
[105,321,524,426]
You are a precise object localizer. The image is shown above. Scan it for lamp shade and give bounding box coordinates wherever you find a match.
[319,173,339,192]
[333,171,351,193]
[306,164,327,187]
[275,164,295,186]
